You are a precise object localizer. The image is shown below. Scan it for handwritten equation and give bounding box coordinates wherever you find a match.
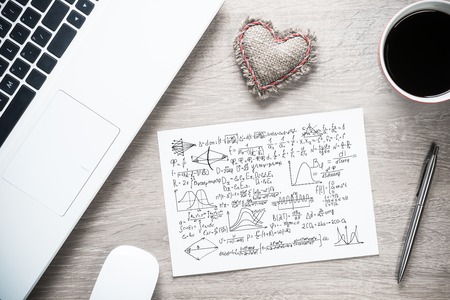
[158,108,378,276]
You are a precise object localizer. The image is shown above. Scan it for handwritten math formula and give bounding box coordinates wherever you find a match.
[158,108,378,276]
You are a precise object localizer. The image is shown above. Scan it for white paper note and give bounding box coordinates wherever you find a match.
[158,108,378,276]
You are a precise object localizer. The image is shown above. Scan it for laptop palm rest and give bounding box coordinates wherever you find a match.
[2,91,119,216]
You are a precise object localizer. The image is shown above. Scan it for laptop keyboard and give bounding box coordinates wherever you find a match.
[0,0,96,147]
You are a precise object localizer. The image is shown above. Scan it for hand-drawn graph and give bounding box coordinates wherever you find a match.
[172,139,196,156]
[289,161,322,186]
[185,237,218,260]
[302,124,322,138]
[176,189,216,212]
[192,146,228,170]
[277,192,313,210]
[334,225,364,246]
[228,208,266,231]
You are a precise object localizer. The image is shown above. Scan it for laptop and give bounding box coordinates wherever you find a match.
[0,0,224,298]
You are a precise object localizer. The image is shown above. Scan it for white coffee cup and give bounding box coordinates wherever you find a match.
[379,0,450,103]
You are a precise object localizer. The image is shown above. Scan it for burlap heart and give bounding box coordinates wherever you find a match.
[234,17,316,99]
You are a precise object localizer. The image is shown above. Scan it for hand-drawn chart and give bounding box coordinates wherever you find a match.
[276,192,313,210]
[334,225,364,246]
[289,161,322,186]
[185,238,219,260]
[175,189,216,212]
[158,108,378,277]
[228,208,266,231]
[191,146,228,170]
[172,138,196,156]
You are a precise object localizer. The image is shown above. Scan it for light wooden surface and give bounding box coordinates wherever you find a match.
[30,0,450,299]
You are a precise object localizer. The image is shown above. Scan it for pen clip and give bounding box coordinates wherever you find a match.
[416,143,438,197]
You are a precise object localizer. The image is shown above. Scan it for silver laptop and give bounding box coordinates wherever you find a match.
[0,0,223,298]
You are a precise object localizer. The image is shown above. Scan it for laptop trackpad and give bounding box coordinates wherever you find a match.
[3,91,119,216]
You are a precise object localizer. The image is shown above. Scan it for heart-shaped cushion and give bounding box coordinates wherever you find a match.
[234,17,316,99]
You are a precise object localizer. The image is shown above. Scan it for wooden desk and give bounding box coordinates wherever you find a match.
[30,0,450,298]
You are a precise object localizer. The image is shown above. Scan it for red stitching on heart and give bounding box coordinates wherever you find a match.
[238,21,312,91]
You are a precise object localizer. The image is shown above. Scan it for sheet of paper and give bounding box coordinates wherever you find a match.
[158,108,378,276]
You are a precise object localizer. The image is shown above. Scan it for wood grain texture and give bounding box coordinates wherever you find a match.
[29,0,450,299]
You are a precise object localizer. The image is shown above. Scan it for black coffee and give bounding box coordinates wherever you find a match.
[384,10,450,97]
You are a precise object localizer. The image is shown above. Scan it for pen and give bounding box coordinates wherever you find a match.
[397,142,439,284]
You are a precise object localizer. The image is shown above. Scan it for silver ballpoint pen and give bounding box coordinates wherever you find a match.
[397,142,439,284]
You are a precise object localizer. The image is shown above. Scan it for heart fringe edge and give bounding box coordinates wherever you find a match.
[234,17,317,99]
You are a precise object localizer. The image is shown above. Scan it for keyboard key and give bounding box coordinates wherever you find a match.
[31,26,52,47]
[48,23,76,58]
[16,0,29,5]
[0,92,8,111]
[21,7,41,29]
[37,53,57,74]
[10,58,31,79]
[0,17,12,38]
[31,0,52,13]
[67,10,85,29]
[42,0,69,31]
[26,69,46,90]
[0,57,9,76]
[0,40,20,60]
[0,85,35,147]
[2,1,23,22]
[76,0,94,15]
[0,74,19,95]
[10,23,31,45]
[65,0,76,4]
[21,42,41,63]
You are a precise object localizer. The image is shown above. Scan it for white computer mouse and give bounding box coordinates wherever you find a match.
[90,245,159,300]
